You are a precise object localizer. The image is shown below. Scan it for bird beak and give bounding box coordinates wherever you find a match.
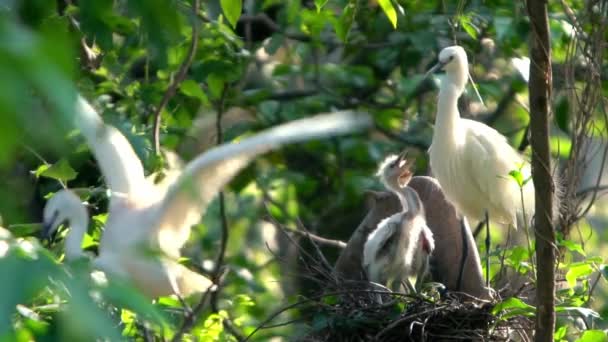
[397,151,415,186]
[40,213,59,245]
[424,61,445,79]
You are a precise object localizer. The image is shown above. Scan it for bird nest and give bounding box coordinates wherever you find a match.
[298,285,533,341]
[260,225,533,341]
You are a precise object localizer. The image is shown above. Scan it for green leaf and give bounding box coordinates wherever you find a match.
[314,0,329,12]
[459,15,478,39]
[601,264,608,280]
[492,297,535,319]
[554,325,567,340]
[565,263,594,288]
[220,0,242,29]
[575,330,607,342]
[378,0,397,29]
[36,159,78,182]
[559,238,586,256]
[180,79,209,104]
[334,2,356,43]
[508,169,524,187]
[207,74,225,100]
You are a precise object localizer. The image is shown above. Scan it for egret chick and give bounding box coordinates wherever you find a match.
[427,46,536,228]
[42,95,371,299]
[363,152,434,292]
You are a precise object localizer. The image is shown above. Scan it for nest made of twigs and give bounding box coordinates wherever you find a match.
[297,285,533,342]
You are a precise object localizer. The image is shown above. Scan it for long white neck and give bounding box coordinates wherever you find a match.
[433,81,463,145]
[64,208,89,261]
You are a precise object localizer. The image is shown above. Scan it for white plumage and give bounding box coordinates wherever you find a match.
[427,46,535,228]
[363,153,434,291]
[42,95,371,298]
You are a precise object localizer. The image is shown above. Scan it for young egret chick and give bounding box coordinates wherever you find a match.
[427,46,537,229]
[42,95,371,299]
[363,153,435,292]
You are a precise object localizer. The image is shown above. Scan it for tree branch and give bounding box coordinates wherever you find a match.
[152,0,200,155]
[526,0,556,341]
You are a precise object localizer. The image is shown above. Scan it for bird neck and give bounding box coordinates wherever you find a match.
[434,82,463,144]
[396,187,422,216]
[64,209,89,261]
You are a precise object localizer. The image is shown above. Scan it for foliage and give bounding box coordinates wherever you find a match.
[0,0,606,340]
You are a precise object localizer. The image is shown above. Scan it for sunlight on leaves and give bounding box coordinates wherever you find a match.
[220,0,242,29]
[378,0,397,29]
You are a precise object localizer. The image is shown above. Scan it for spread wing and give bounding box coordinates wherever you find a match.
[74,96,146,196]
[153,111,372,253]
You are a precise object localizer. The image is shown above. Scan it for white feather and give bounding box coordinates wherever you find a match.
[43,96,371,298]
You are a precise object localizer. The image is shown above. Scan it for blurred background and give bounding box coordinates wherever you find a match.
[0,0,606,340]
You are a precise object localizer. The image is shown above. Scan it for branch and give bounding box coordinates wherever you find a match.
[282,224,346,249]
[209,85,245,341]
[526,0,556,341]
[152,0,200,155]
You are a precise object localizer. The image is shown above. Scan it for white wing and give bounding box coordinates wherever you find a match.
[153,111,372,252]
[74,96,146,196]
[462,119,530,223]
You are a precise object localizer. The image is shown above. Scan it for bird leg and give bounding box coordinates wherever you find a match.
[456,217,469,291]
[485,210,490,287]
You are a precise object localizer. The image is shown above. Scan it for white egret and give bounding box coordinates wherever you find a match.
[426,46,536,229]
[42,95,371,298]
[363,152,434,292]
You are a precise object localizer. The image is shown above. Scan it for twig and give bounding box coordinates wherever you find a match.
[264,208,346,249]
[208,84,245,341]
[152,0,200,155]
[170,287,214,342]
[244,289,418,341]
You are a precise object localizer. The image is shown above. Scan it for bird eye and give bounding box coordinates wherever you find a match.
[449,55,454,61]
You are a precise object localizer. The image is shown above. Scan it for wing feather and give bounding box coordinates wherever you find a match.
[462,119,529,223]
[153,111,372,251]
[74,96,146,196]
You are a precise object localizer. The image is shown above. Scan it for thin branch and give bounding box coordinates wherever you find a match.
[152,0,200,155]
[208,85,245,341]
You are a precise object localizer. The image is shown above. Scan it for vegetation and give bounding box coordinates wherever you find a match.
[0,0,606,340]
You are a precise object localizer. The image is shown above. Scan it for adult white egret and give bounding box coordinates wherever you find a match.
[426,46,535,229]
[363,152,434,292]
[42,95,371,298]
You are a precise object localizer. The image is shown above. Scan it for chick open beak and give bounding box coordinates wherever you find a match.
[396,151,415,186]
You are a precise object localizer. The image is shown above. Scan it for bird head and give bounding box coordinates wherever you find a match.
[41,190,87,244]
[425,45,469,92]
[377,151,415,192]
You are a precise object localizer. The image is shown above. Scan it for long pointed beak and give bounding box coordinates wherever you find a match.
[40,213,59,245]
[424,62,445,79]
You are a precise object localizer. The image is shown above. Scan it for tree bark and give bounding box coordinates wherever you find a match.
[526,0,555,341]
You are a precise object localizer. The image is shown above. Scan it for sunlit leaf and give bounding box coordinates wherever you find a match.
[378,0,397,29]
[575,330,607,342]
[220,0,242,29]
[492,297,535,319]
[36,159,78,182]
[565,263,594,288]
